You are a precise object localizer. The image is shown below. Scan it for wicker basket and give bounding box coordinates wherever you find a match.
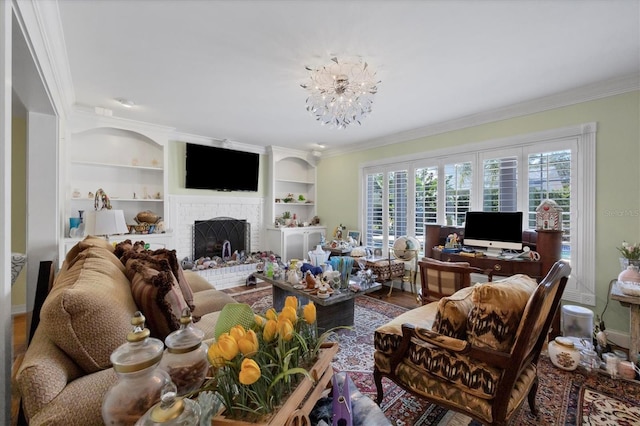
[366,259,405,281]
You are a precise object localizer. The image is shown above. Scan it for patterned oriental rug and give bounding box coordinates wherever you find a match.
[231,287,640,425]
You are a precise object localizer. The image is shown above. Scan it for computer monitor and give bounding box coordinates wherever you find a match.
[463,211,523,255]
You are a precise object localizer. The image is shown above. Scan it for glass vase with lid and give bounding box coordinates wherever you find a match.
[159,308,209,395]
[102,311,171,426]
[135,381,201,425]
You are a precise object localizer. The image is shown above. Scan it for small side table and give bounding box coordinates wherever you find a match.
[610,281,640,360]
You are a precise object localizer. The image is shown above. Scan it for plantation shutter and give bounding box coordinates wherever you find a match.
[415,166,438,243]
[389,170,408,248]
[444,162,472,226]
[482,156,518,212]
[527,149,571,257]
[365,172,384,249]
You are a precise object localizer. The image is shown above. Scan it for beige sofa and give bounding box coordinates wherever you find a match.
[14,236,236,425]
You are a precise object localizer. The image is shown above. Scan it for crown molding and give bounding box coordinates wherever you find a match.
[13,0,75,120]
[69,107,176,144]
[323,73,639,158]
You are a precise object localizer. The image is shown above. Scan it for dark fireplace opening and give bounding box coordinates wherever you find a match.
[193,217,250,260]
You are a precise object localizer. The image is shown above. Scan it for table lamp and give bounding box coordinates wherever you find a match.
[84,188,129,240]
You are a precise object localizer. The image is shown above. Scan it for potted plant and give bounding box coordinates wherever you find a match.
[297,194,306,203]
[194,298,340,425]
[618,240,640,270]
[282,211,292,226]
[283,193,295,203]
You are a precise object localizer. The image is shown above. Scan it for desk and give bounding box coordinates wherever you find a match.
[610,281,640,360]
[431,248,545,280]
[427,227,563,338]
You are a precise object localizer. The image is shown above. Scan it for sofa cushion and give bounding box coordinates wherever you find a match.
[467,274,538,352]
[374,302,438,355]
[431,285,475,339]
[398,329,503,400]
[192,288,237,319]
[193,311,221,342]
[16,326,85,420]
[64,235,115,267]
[40,249,138,373]
[126,257,191,339]
[184,270,215,293]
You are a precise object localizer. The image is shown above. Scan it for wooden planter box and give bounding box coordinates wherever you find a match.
[211,342,338,426]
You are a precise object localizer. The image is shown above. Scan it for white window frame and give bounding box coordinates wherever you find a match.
[360,123,596,305]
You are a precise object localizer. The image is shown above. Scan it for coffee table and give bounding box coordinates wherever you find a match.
[253,273,381,332]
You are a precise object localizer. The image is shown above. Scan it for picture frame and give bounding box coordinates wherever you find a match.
[347,230,361,245]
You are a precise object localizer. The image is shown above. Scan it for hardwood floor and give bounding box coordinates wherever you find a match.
[11,314,27,426]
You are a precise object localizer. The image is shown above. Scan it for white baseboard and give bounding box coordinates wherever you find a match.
[12,304,26,315]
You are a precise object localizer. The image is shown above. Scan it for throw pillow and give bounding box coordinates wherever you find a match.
[431,286,475,339]
[126,257,191,339]
[467,274,538,352]
[120,248,195,313]
[113,239,147,258]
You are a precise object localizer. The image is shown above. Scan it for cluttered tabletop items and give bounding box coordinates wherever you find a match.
[436,232,541,261]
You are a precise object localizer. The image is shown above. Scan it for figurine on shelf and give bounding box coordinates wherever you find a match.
[444,233,460,249]
[94,188,112,210]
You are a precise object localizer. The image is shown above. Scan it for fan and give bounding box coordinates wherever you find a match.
[388,236,421,300]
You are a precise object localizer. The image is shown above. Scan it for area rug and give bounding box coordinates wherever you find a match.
[231,287,640,425]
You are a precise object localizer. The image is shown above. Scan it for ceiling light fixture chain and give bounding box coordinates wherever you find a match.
[301,56,380,129]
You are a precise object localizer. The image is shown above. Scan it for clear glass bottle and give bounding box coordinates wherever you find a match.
[136,382,201,426]
[102,312,171,426]
[159,308,209,396]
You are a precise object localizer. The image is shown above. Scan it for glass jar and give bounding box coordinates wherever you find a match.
[136,382,201,426]
[159,308,209,396]
[102,312,171,426]
[580,348,600,373]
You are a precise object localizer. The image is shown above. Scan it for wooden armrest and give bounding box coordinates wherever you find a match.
[413,326,469,352]
[389,323,511,370]
[470,266,495,282]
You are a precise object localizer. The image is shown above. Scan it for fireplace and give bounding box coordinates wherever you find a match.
[193,217,250,260]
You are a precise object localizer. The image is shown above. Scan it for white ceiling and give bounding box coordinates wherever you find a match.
[53,0,640,154]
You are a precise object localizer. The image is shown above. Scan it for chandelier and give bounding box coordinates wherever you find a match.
[301,57,380,129]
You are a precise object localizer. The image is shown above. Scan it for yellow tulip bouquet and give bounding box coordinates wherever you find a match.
[200,296,331,422]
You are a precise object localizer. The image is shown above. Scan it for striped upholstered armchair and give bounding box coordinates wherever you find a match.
[373,260,571,426]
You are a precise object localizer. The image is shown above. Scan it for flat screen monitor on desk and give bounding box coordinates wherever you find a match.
[463,211,523,256]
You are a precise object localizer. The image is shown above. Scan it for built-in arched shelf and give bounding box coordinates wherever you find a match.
[61,115,174,263]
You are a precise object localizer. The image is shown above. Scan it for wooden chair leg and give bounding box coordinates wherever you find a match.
[527,376,539,416]
[373,368,384,405]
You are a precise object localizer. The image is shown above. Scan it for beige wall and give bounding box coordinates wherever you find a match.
[11,117,27,307]
[317,91,640,334]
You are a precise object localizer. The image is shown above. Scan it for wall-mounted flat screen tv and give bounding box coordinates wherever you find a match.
[185,143,259,192]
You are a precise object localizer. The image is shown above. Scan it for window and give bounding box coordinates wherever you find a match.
[361,123,596,305]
